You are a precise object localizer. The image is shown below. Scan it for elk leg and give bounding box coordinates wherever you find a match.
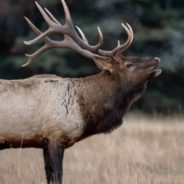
[43,138,65,184]
[43,139,54,183]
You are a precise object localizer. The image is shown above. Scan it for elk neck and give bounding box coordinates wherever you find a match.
[77,70,145,140]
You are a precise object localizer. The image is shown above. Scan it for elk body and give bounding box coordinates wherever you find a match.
[0,0,161,184]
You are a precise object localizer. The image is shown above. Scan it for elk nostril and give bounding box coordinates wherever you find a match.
[154,57,161,63]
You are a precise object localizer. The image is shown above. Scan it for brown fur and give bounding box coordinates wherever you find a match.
[0,134,43,149]
[76,70,145,140]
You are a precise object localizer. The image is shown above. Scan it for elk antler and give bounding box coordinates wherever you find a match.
[24,0,134,67]
[98,23,134,57]
[76,23,134,58]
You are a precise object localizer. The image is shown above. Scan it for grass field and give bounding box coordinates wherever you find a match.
[0,113,184,184]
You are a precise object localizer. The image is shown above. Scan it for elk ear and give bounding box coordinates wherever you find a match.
[93,56,114,73]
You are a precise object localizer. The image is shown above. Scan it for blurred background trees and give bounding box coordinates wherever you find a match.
[0,0,184,113]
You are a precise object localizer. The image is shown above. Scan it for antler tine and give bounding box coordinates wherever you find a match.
[96,26,104,50]
[75,26,104,50]
[24,16,41,35]
[35,1,56,26]
[126,23,134,43]
[60,0,73,26]
[75,26,89,44]
[117,40,121,47]
[23,44,50,67]
[113,23,133,55]
[98,22,134,57]
[24,16,52,43]
[24,29,52,46]
[78,26,104,50]
[44,8,61,24]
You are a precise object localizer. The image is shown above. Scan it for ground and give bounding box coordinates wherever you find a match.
[0,113,184,184]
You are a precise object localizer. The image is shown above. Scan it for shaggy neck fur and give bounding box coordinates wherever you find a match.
[77,71,146,140]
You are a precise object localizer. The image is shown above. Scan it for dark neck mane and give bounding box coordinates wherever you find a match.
[77,71,145,140]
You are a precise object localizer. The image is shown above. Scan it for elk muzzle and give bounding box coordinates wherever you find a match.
[148,57,162,77]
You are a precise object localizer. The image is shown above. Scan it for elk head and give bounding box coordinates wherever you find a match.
[23,0,161,89]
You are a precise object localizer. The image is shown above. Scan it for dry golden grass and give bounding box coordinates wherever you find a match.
[0,113,184,184]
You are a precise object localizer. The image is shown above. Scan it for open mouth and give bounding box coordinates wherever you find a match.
[148,66,162,77]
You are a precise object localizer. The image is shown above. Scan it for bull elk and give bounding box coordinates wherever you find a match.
[0,0,161,183]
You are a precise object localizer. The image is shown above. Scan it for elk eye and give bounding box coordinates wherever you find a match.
[125,62,135,69]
